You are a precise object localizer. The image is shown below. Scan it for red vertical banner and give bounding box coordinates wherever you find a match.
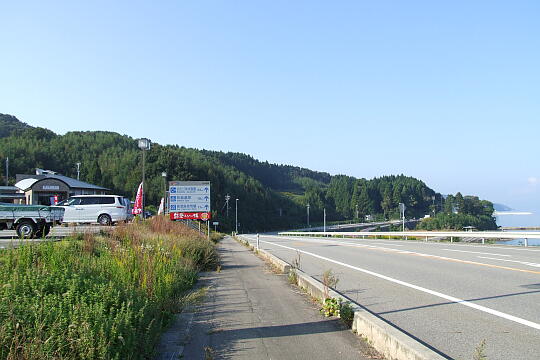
[132,182,143,215]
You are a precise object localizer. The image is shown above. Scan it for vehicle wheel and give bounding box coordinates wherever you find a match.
[36,224,51,238]
[16,221,37,239]
[97,214,112,226]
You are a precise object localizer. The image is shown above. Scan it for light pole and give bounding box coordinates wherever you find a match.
[137,138,151,219]
[162,172,167,214]
[307,203,310,228]
[235,198,239,234]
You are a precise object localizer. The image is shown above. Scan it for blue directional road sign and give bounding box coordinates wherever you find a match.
[168,181,211,213]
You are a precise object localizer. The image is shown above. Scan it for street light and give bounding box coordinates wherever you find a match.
[235,198,239,234]
[162,172,167,214]
[137,138,151,219]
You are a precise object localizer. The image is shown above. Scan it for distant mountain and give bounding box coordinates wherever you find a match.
[493,203,513,212]
[0,114,31,138]
[0,114,494,231]
[0,113,56,140]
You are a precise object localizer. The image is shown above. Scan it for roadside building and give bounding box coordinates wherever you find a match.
[0,186,26,204]
[14,169,109,206]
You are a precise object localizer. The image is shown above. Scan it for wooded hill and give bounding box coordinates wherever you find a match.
[0,114,497,231]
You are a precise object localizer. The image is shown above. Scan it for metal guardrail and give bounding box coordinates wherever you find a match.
[278,231,540,246]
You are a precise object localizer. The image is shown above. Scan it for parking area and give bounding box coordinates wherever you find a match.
[0,225,110,248]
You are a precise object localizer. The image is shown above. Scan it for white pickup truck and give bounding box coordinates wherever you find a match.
[0,204,64,238]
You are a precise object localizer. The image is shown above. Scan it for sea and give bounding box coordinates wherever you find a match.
[495,212,540,246]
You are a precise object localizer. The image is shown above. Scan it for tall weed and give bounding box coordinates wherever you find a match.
[0,217,217,359]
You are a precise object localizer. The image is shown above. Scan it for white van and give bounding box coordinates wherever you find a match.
[57,195,130,225]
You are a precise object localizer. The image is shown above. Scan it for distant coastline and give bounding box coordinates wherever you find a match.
[495,211,539,228]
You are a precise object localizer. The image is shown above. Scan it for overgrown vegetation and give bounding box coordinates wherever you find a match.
[0,114,496,231]
[288,252,301,285]
[0,216,217,359]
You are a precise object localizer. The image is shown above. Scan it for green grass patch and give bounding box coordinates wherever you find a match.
[0,216,217,359]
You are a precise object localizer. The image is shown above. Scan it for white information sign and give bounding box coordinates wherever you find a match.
[168,181,211,213]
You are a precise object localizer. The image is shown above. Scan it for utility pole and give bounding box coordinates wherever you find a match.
[323,208,326,233]
[235,198,239,234]
[355,204,359,221]
[5,157,8,186]
[307,203,310,228]
[399,203,406,232]
[76,162,81,181]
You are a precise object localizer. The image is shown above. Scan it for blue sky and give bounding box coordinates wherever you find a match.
[1,1,539,222]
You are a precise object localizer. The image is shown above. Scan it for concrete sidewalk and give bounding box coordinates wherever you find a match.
[179,236,378,360]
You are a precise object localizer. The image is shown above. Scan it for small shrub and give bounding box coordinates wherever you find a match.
[340,301,354,327]
[288,269,298,284]
[321,297,341,317]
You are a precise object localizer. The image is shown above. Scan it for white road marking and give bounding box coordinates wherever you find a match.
[373,242,404,246]
[442,249,511,257]
[255,237,540,331]
[477,256,540,268]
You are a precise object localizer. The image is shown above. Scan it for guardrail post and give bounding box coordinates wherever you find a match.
[257,233,260,250]
[524,238,528,247]
[450,237,453,243]
[481,238,485,245]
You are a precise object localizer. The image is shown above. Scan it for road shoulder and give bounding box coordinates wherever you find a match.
[179,236,380,360]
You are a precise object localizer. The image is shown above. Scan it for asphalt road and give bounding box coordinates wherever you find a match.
[0,225,108,248]
[240,234,540,360]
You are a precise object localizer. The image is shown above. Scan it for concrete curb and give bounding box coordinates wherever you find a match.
[236,235,447,360]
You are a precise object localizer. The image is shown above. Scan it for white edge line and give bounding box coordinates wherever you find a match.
[256,237,540,331]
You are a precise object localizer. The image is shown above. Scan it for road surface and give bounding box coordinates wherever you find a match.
[240,234,540,359]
